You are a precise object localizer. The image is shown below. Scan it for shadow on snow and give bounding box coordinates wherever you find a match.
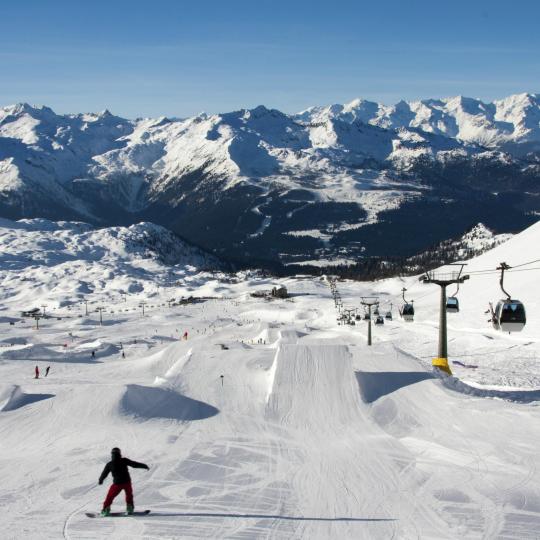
[1,386,54,412]
[143,512,395,522]
[442,377,540,404]
[120,384,219,421]
[356,370,435,404]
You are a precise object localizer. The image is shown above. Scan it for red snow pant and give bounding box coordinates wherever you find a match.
[103,482,133,509]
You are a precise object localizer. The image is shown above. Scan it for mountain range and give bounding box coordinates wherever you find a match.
[1,93,539,268]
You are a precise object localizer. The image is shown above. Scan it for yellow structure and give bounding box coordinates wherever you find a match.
[432,357,452,375]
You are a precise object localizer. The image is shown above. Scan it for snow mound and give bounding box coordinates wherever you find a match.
[0,385,54,412]
[0,343,116,363]
[276,329,306,344]
[250,324,281,345]
[120,384,219,421]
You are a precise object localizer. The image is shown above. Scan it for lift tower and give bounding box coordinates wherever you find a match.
[419,264,469,375]
[95,306,105,326]
[360,297,379,346]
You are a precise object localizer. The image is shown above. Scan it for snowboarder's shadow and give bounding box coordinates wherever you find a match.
[145,512,396,522]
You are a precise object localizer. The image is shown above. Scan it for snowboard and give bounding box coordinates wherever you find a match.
[86,510,150,518]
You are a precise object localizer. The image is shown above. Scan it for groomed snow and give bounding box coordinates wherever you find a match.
[0,219,540,538]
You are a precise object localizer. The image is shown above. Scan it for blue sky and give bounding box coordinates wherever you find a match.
[1,0,539,118]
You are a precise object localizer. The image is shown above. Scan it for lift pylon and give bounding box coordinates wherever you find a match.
[419,264,469,375]
[360,297,379,346]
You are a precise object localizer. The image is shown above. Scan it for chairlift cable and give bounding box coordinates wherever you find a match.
[509,258,540,269]
[467,257,540,275]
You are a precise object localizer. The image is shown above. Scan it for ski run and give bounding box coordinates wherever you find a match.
[1,218,540,539]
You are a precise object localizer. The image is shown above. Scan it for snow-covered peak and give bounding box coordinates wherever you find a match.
[0,102,57,120]
[459,223,512,251]
[296,92,540,147]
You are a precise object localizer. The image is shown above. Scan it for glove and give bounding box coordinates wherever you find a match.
[98,480,103,485]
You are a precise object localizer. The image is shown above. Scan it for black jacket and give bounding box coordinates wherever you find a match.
[99,456,148,485]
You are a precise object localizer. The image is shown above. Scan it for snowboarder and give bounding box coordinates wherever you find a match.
[98,447,149,516]
[91,350,95,359]
[183,331,188,340]
[34,365,39,379]
[121,351,125,359]
[45,366,50,377]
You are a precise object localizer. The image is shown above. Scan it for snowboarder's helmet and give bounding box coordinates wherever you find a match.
[111,447,121,457]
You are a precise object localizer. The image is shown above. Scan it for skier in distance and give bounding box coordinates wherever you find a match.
[98,447,149,516]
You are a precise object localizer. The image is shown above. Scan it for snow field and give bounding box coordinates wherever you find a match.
[1,223,540,538]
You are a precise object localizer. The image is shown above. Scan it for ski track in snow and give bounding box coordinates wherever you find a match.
[1,221,540,538]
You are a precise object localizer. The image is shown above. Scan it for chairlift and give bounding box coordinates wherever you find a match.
[402,303,415,321]
[489,262,526,333]
[364,313,370,321]
[446,297,459,313]
[375,315,384,325]
[492,300,526,332]
[385,311,392,320]
[373,307,379,316]
[446,280,461,313]
[401,288,414,321]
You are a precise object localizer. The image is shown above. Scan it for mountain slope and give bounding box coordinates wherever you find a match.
[0,218,222,309]
[1,96,540,266]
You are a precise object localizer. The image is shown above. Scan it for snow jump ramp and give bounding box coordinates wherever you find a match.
[267,343,367,432]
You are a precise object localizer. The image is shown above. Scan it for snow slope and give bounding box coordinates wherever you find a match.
[0,218,221,310]
[1,97,540,266]
[366,218,540,389]
[0,220,539,538]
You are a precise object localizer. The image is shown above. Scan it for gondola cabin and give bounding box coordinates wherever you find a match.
[373,308,379,316]
[402,303,414,321]
[446,297,459,313]
[493,299,526,333]
[375,316,384,325]
[385,311,392,320]
[364,313,370,321]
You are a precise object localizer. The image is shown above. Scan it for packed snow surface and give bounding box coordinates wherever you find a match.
[0,218,540,538]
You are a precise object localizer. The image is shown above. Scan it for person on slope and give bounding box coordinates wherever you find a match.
[98,447,149,516]
[34,365,39,379]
